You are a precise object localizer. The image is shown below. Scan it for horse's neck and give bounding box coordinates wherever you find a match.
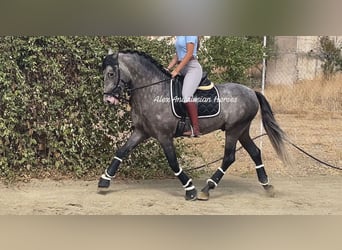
[120,53,167,87]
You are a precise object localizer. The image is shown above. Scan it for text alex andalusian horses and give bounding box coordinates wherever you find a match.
[97,50,289,201]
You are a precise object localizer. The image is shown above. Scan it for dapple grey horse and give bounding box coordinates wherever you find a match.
[98,50,289,201]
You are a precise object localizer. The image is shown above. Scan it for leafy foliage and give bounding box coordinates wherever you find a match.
[0,36,179,182]
[0,36,264,182]
[199,36,265,86]
[317,36,342,80]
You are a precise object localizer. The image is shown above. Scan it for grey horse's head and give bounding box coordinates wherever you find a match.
[102,49,125,105]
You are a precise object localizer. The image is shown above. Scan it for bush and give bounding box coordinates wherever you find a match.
[1,36,265,182]
[0,36,185,182]
[318,36,342,80]
[200,36,265,87]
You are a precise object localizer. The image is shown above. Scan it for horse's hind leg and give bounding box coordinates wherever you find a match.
[198,131,239,201]
[238,129,275,197]
[98,129,147,191]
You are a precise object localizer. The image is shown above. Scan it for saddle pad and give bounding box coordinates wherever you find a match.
[170,79,221,119]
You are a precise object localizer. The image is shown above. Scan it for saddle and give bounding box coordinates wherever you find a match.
[170,72,221,119]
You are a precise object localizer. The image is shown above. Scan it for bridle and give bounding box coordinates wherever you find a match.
[103,53,171,104]
[103,56,132,103]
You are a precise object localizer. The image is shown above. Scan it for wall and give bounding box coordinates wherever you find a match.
[265,36,341,85]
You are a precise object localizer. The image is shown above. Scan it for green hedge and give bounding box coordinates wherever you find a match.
[0,36,184,182]
[201,36,265,86]
[0,36,264,182]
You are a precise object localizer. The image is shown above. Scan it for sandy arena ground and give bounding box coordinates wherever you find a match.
[1,113,341,215]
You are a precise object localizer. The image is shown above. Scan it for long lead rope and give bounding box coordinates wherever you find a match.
[283,137,342,171]
[185,133,342,172]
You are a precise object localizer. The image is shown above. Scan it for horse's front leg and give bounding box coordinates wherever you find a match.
[159,137,197,201]
[98,129,147,190]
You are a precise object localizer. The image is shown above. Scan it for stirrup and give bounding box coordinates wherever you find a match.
[183,130,193,137]
[183,130,201,137]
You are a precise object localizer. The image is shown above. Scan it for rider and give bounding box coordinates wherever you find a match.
[166,36,203,137]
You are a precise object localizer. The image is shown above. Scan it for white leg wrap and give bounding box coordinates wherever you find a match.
[105,169,115,179]
[101,174,111,181]
[218,167,226,174]
[174,167,183,177]
[185,185,195,191]
[114,156,123,162]
[207,179,218,187]
[255,164,264,169]
[183,179,192,188]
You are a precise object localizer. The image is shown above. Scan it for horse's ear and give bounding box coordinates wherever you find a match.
[108,48,114,55]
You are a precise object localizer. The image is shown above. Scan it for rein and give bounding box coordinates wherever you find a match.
[128,78,171,92]
[104,78,170,104]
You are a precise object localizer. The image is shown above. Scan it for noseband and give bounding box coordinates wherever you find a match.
[102,54,132,103]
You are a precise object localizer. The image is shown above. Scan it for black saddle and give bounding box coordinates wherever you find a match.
[170,72,221,119]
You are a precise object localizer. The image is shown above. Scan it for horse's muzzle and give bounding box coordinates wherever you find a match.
[104,95,119,105]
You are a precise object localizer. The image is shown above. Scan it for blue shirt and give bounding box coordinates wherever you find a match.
[175,36,198,61]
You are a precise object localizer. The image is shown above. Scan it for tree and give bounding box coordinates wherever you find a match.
[317,36,342,80]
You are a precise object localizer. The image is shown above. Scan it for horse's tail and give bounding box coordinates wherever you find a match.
[255,91,290,164]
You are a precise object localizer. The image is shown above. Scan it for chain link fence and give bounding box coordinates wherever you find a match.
[265,36,342,85]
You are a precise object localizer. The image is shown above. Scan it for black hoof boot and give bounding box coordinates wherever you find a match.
[263,184,275,197]
[185,188,197,201]
[98,176,111,189]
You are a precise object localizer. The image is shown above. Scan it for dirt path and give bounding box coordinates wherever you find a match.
[1,113,341,215]
[1,175,341,215]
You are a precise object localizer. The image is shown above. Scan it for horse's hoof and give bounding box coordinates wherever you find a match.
[197,183,213,201]
[197,191,209,201]
[98,177,110,188]
[263,184,275,197]
[185,188,197,201]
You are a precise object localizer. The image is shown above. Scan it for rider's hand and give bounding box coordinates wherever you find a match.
[171,70,179,78]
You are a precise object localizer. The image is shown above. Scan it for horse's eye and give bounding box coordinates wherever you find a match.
[108,72,114,78]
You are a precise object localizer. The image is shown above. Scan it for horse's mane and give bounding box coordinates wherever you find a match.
[119,50,171,77]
